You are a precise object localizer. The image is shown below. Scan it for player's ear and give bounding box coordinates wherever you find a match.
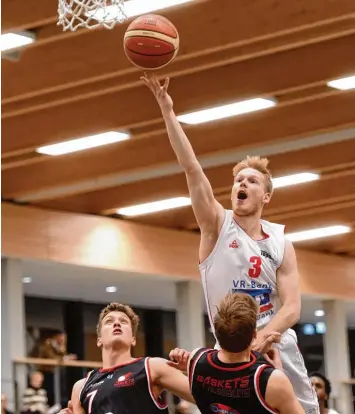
[253,329,257,339]
[97,337,102,348]
[263,191,271,205]
[131,336,136,347]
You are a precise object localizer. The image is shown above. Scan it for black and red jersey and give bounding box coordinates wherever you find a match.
[80,357,168,414]
[188,348,277,414]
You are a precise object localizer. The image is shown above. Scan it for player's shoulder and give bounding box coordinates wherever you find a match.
[267,369,291,390]
[146,357,169,375]
[260,218,285,234]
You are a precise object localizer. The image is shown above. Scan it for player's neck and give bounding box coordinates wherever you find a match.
[217,348,251,364]
[233,214,264,240]
[319,402,327,414]
[101,348,135,369]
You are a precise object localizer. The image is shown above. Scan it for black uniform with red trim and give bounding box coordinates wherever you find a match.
[79,357,168,414]
[188,348,277,414]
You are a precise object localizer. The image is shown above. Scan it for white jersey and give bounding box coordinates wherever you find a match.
[199,209,286,331]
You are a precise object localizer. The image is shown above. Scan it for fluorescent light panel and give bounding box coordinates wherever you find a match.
[1,33,35,52]
[117,197,191,216]
[327,75,355,90]
[286,225,351,242]
[105,286,117,293]
[87,0,193,21]
[314,310,325,317]
[36,131,130,156]
[22,277,32,284]
[177,98,275,125]
[272,172,319,189]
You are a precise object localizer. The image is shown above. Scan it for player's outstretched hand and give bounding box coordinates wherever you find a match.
[141,72,173,113]
[168,347,190,372]
[58,400,73,414]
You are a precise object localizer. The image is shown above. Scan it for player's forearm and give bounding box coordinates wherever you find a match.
[161,108,200,172]
[263,304,300,334]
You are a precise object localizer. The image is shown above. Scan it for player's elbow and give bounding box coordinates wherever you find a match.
[184,161,202,175]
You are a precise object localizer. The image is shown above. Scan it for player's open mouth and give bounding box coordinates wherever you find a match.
[113,329,122,335]
[237,190,248,200]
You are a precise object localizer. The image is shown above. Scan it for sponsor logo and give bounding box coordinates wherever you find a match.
[196,376,249,389]
[88,380,104,389]
[229,240,239,249]
[231,288,275,319]
[210,403,240,414]
[260,250,276,263]
[114,372,134,387]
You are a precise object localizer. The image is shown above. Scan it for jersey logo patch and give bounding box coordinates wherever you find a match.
[210,403,240,414]
[114,372,134,387]
[232,288,274,313]
[228,240,239,249]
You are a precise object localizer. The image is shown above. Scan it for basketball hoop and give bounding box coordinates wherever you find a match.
[57,0,127,31]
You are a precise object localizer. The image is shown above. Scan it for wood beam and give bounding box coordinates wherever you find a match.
[1,0,57,32]
[3,92,355,197]
[2,0,355,99]
[2,35,355,156]
[3,17,355,112]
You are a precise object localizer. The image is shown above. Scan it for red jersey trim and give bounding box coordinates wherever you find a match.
[254,364,278,414]
[207,351,257,371]
[234,219,270,241]
[79,370,93,403]
[99,357,143,373]
[145,357,168,410]
[188,349,210,390]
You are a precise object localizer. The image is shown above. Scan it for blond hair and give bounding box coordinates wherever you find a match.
[233,156,273,193]
[214,292,258,353]
[97,302,140,336]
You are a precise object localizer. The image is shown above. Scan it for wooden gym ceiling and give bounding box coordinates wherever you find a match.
[2,0,355,257]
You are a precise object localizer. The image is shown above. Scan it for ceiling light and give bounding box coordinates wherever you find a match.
[36,131,130,156]
[272,172,320,189]
[327,75,355,90]
[22,277,32,284]
[286,225,351,242]
[87,0,193,21]
[1,32,35,52]
[314,310,325,317]
[177,98,275,125]
[105,286,117,293]
[117,196,191,216]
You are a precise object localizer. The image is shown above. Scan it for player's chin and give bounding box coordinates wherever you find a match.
[233,206,252,216]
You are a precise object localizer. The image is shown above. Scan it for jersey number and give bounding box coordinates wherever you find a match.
[87,390,112,414]
[248,256,262,278]
[87,390,98,414]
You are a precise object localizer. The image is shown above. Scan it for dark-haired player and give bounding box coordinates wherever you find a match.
[310,373,340,414]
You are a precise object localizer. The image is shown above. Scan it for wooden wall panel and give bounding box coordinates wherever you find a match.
[2,203,355,298]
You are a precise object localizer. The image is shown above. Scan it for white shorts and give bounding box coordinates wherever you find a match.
[214,329,319,414]
[274,329,319,414]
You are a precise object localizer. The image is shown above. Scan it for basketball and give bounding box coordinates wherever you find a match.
[123,14,179,70]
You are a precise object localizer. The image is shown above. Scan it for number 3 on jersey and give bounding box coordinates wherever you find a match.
[248,256,262,278]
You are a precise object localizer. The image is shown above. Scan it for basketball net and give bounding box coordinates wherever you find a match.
[57,0,127,31]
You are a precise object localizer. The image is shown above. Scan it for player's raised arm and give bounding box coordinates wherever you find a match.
[141,73,225,234]
[265,370,304,414]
